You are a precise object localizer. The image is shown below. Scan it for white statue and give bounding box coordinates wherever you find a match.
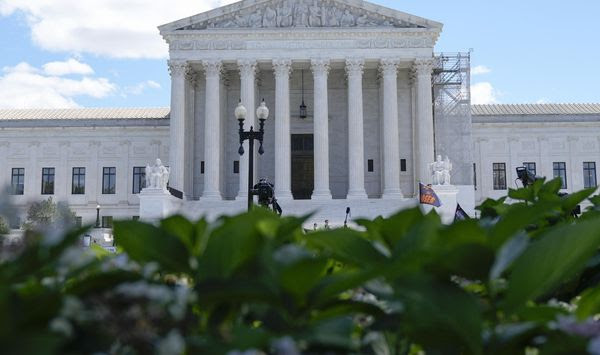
[145,158,170,191]
[430,155,452,186]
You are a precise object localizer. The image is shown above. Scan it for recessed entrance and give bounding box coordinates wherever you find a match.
[291,134,314,200]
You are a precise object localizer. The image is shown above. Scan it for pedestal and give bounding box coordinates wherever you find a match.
[139,188,183,222]
[432,185,459,224]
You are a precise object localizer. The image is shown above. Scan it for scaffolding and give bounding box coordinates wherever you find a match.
[433,52,471,119]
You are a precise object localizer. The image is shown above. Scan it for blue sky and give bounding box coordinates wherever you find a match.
[0,0,598,108]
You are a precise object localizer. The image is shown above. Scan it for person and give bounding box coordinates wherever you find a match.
[313,223,318,231]
[324,220,330,230]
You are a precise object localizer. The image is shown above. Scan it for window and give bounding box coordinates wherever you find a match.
[10,168,24,195]
[102,167,116,194]
[101,216,113,228]
[41,168,55,195]
[201,161,205,174]
[493,163,507,190]
[473,163,477,191]
[401,159,407,172]
[523,162,537,177]
[132,216,140,221]
[584,162,597,189]
[367,159,374,172]
[233,161,240,174]
[75,217,83,228]
[132,167,146,194]
[72,167,86,195]
[553,162,567,189]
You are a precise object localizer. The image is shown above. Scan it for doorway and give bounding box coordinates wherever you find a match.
[291,134,314,200]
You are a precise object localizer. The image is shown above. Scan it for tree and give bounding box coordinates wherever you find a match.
[22,197,76,231]
[0,216,8,235]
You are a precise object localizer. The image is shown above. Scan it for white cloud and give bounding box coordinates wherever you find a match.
[471,65,491,76]
[0,61,116,109]
[471,82,499,105]
[43,58,94,76]
[123,80,161,96]
[0,0,238,59]
[536,98,549,104]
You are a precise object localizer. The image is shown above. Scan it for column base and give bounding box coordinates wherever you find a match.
[346,190,368,200]
[235,192,249,201]
[311,191,333,200]
[201,191,223,201]
[382,189,404,200]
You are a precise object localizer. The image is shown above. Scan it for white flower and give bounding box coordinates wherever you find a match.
[157,329,185,355]
[50,317,73,337]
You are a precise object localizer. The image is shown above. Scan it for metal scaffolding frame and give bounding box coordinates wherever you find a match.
[433,52,471,119]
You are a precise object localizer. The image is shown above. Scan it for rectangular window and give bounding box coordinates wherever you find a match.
[400,159,407,172]
[523,162,537,177]
[201,161,205,174]
[10,168,24,195]
[367,159,374,172]
[473,163,477,190]
[75,216,83,228]
[233,161,240,174]
[132,216,140,221]
[132,167,146,194]
[41,167,55,195]
[553,162,567,189]
[72,167,86,195]
[101,216,113,228]
[102,167,116,194]
[493,163,507,190]
[584,162,597,189]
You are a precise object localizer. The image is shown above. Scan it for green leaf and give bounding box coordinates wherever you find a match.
[279,257,329,303]
[305,229,386,267]
[113,220,191,273]
[504,219,600,312]
[490,233,529,280]
[575,285,600,320]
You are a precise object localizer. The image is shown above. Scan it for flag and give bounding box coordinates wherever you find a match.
[419,183,441,207]
[454,203,470,221]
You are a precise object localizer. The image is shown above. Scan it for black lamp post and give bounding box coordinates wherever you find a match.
[95,204,100,228]
[236,99,269,211]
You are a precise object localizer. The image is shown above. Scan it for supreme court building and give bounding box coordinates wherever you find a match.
[3,0,599,226]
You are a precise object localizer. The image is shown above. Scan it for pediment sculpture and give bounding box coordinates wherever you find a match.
[177,0,425,30]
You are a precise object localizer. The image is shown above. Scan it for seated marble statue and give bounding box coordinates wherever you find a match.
[429,155,452,186]
[145,158,170,191]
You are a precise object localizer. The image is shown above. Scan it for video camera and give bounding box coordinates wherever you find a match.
[516,166,581,217]
[252,178,282,215]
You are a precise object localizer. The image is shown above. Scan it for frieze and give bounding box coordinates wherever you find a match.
[176,0,425,31]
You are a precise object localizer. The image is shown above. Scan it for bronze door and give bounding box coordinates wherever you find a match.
[291,134,314,200]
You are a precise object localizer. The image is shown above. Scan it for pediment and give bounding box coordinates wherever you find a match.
[159,0,442,33]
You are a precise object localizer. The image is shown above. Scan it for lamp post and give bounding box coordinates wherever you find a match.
[237,99,269,211]
[95,204,100,228]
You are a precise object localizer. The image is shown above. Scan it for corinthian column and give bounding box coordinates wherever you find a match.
[413,59,435,185]
[380,58,403,199]
[273,59,293,200]
[202,60,223,200]
[168,60,189,194]
[236,60,258,200]
[311,59,332,200]
[345,58,368,199]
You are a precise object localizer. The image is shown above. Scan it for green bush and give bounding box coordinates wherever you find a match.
[2,178,600,354]
[22,197,76,231]
[0,216,8,235]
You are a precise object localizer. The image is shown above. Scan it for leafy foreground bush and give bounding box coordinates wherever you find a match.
[4,178,600,354]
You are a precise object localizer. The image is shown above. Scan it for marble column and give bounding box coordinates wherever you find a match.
[345,58,368,199]
[380,58,403,199]
[414,59,435,185]
[237,60,258,200]
[273,59,293,200]
[168,60,188,195]
[311,59,332,200]
[202,60,223,200]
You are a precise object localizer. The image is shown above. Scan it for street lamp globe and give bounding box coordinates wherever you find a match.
[235,101,247,120]
[256,99,269,120]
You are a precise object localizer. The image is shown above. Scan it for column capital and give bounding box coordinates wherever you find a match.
[345,58,364,77]
[273,59,292,78]
[310,59,330,77]
[380,58,400,77]
[168,60,189,77]
[413,58,435,76]
[185,69,199,87]
[238,59,258,78]
[202,59,223,78]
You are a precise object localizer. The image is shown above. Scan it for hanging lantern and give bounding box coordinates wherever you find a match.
[299,70,307,119]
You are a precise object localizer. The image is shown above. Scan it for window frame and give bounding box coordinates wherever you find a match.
[72,167,86,195]
[493,163,507,190]
[41,167,55,195]
[102,167,117,195]
[583,162,597,189]
[553,162,568,189]
[132,166,146,194]
[10,168,25,195]
[523,162,537,177]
